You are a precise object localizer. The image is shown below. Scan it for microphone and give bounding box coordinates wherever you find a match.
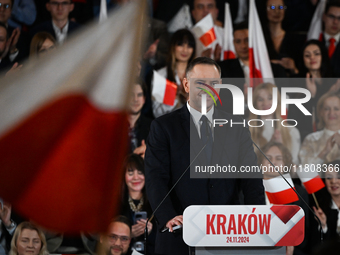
[253,140,324,243]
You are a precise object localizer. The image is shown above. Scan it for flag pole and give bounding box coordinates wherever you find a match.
[312,193,320,209]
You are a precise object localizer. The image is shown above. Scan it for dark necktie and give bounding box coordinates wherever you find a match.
[200,115,213,164]
[329,38,336,58]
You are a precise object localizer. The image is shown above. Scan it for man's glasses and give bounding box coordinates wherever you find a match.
[49,1,71,7]
[0,3,11,9]
[267,5,287,10]
[326,14,340,22]
[107,234,130,244]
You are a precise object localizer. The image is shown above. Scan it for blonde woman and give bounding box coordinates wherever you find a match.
[249,83,301,164]
[299,92,340,166]
[9,222,48,255]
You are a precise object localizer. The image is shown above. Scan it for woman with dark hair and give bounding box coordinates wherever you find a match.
[288,40,340,140]
[261,0,304,75]
[120,154,154,254]
[152,29,196,118]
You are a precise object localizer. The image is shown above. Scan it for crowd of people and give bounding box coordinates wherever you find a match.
[2,0,340,254]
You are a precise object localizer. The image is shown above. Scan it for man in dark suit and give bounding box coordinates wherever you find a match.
[30,0,80,44]
[321,0,340,77]
[145,57,265,255]
[217,22,287,114]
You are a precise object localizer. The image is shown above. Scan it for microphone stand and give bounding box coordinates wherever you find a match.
[144,142,208,255]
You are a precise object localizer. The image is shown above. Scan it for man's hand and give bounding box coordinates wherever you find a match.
[6,62,23,77]
[201,48,212,58]
[8,28,21,54]
[143,39,159,60]
[271,57,298,74]
[213,44,221,62]
[133,140,146,158]
[0,201,12,227]
[165,215,183,232]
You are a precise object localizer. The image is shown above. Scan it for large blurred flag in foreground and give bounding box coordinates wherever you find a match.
[0,0,145,233]
[248,0,273,86]
[307,0,326,40]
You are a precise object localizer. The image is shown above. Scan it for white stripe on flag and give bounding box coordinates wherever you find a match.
[152,70,167,104]
[263,174,295,193]
[307,0,326,40]
[191,13,214,38]
[0,1,143,135]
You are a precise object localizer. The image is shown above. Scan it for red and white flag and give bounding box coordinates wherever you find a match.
[297,170,325,194]
[192,13,216,47]
[248,0,273,85]
[307,0,326,41]
[0,0,145,234]
[263,174,299,205]
[152,70,177,106]
[221,3,236,60]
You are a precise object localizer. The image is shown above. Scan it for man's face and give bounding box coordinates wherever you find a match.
[129,84,145,115]
[233,29,249,61]
[183,64,221,112]
[0,26,7,57]
[0,0,12,24]
[323,6,340,36]
[192,0,218,24]
[103,222,131,255]
[46,0,74,22]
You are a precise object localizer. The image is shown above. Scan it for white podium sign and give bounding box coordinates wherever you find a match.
[183,205,304,247]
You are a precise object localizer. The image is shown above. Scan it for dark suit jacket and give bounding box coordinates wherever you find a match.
[145,105,265,255]
[30,20,80,41]
[321,33,340,77]
[217,58,287,114]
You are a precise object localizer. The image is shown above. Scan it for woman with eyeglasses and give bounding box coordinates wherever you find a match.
[120,154,154,254]
[260,0,304,76]
[309,160,340,251]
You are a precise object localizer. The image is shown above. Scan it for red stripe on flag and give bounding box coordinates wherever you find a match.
[199,27,216,47]
[266,188,299,205]
[163,80,177,106]
[270,205,300,224]
[0,95,128,233]
[223,51,236,60]
[275,217,305,246]
[249,48,263,88]
[303,177,325,194]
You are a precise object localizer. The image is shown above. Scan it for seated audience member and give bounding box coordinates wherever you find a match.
[9,222,48,255]
[260,0,304,75]
[31,0,80,45]
[191,0,223,60]
[29,32,56,58]
[152,29,195,118]
[258,141,309,255]
[217,22,287,115]
[0,0,22,64]
[128,78,152,157]
[288,40,338,140]
[299,92,340,166]
[120,154,154,254]
[100,215,142,255]
[7,0,36,28]
[320,0,340,77]
[309,161,340,251]
[249,83,301,165]
[0,200,17,255]
[0,23,12,72]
